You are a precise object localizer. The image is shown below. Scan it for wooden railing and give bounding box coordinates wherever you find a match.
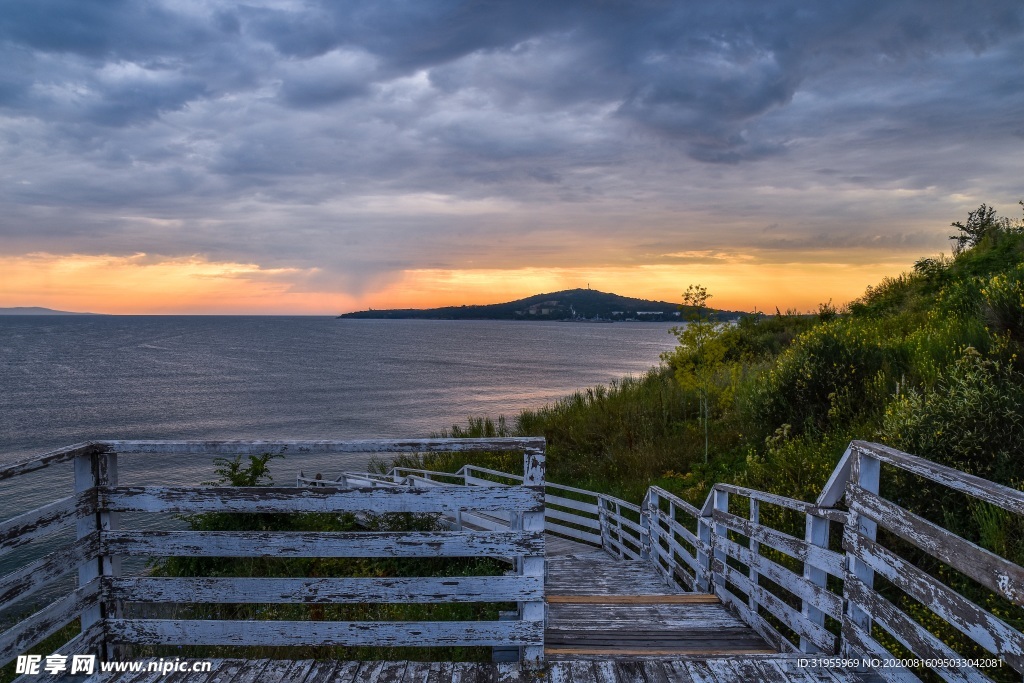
[321,440,1024,681]
[0,438,546,668]
[5,438,1023,680]
[308,464,646,558]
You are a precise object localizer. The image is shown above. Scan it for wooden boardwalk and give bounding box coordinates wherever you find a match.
[544,536,774,660]
[92,657,870,682]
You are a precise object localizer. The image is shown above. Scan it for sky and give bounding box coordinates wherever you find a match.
[1,0,1023,315]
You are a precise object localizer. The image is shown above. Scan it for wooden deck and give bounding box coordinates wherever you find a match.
[92,657,871,682]
[544,536,776,660]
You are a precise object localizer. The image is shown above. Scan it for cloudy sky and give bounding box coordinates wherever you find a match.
[1,0,1022,314]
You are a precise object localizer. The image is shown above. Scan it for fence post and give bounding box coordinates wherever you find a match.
[711,489,729,593]
[842,449,880,658]
[597,496,609,552]
[697,500,713,593]
[801,512,830,653]
[520,446,546,666]
[748,499,760,616]
[74,446,120,659]
[640,489,654,562]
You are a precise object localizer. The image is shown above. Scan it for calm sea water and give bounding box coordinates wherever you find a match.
[0,315,677,618]
[0,316,676,492]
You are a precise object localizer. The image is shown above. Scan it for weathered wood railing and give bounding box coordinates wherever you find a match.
[303,464,645,558]
[6,438,1024,680]
[312,440,1024,681]
[0,438,546,669]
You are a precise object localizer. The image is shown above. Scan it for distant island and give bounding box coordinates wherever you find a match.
[0,307,96,315]
[338,288,744,322]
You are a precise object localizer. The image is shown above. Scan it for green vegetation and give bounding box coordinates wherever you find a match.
[408,202,1024,678]
[422,202,1024,507]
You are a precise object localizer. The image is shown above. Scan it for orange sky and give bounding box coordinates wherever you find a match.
[0,251,916,315]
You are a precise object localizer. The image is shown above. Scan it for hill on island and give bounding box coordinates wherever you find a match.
[0,306,95,315]
[338,288,743,322]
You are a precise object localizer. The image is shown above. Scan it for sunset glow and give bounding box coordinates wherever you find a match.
[1,2,1021,315]
[1,252,913,315]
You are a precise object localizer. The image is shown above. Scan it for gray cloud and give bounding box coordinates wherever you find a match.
[1,0,1023,298]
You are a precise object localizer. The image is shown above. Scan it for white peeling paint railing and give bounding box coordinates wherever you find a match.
[350,440,1024,682]
[0,438,546,668]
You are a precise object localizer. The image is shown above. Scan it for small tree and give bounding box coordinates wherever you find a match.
[663,285,727,463]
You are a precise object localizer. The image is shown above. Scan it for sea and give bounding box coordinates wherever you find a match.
[0,316,677,507]
[0,317,679,618]
[0,316,677,619]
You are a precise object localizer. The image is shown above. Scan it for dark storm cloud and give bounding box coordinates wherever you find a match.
[1,0,1023,288]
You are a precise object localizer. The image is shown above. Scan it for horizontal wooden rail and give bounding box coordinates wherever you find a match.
[103,485,540,514]
[0,442,101,482]
[99,437,546,455]
[0,581,100,668]
[849,486,1024,605]
[0,532,100,613]
[108,575,543,604]
[106,618,544,648]
[103,529,543,558]
[0,490,95,557]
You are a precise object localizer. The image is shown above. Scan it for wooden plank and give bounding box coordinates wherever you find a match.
[0,531,100,612]
[663,660,700,683]
[546,494,600,516]
[544,646,778,656]
[401,661,431,683]
[464,475,512,488]
[845,526,1024,672]
[0,581,98,668]
[846,576,986,683]
[711,508,844,577]
[614,661,646,683]
[460,511,510,532]
[716,535,843,620]
[103,529,543,558]
[713,483,850,524]
[654,508,700,549]
[107,619,543,647]
[546,603,746,628]
[714,559,835,653]
[546,594,719,604]
[648,486,701,518]
[375,660,410,683]
[0,442,101,482]
[714,583,797,654]
[841,618,920,683]
[110,574,543,603]
[494,663,522,683]
[101,437,546,455]
[0,490,95,557]
[850,486,1024,606]
[307,661,361,683]
[103,485,541,514]
[546,521,603,545]
[852,441,1024,516]
[658,526,702,577]
[546,507,601,531]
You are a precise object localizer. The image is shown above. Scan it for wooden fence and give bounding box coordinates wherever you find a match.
[331,440,1024,681]
[4,438,1024,680]
[0,438,546,668]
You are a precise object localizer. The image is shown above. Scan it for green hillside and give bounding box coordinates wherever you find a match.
[338,288,743,321]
